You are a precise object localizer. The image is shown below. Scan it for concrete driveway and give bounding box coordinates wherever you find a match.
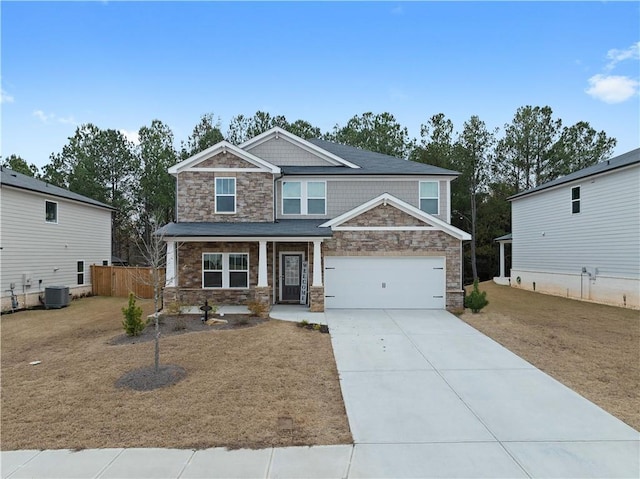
[327,309,640,478]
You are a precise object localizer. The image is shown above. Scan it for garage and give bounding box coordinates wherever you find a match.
[324,256,446,309]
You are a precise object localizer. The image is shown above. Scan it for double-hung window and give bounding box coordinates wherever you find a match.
[282,181,326,215]
[45,200,58,223]
[203,253,249,289]
[419,181,439,215]
[77,261,85,285]
[215,177,236,213]
[571,186,580,214]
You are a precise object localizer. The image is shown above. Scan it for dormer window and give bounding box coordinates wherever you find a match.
[419,181,439,215]
[215,177,236,214]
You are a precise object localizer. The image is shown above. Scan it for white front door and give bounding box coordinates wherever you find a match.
[324,256,446,309]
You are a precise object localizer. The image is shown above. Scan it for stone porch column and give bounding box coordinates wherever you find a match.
[165,240,176,287]
[312,240,322,286]
[258,240,268,287]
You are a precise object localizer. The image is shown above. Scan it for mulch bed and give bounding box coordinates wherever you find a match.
[115,364,187,391]
[109,314,267,346]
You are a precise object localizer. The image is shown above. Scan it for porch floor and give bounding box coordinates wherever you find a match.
[269,304,328,325]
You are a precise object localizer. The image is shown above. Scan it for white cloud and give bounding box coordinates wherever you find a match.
[585,74,639,104]
[119,129,140,145]
[1,88,14,104]
[33,109,78,125]
[33,110,53,122]
[605,41,640,71]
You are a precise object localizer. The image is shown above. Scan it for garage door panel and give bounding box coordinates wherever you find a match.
[325,256,445,309]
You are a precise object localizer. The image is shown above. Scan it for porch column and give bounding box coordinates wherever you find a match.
[499,241,506,278]
[165,240,176,287]
[312,240,323,286]
[258,240,268,287]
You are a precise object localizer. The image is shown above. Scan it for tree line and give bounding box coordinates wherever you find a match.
[2,107,616,282]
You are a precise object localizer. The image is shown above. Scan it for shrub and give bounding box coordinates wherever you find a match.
[122,292,145,336]
[464,279,489,313]
[297,319,310,328]
[247,300,269,318]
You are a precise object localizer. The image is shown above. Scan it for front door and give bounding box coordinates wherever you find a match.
[281,253,303,302]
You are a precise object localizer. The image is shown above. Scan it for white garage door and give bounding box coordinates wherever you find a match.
[324,256,445,309]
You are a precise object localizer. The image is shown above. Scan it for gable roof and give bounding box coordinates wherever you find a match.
[290,139,460,176]
[321,192,471,240]
[0,167,113,210]
[240,127,361,169]
[168,141,281,175]
[509,147,640,201]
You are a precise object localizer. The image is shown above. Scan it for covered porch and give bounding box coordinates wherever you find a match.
[493,233,512,286]
[158,220,332,312]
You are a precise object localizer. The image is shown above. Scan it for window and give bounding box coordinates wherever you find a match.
[77,261,85,285]
[419,181,439,215]
[282,181,326,215]
[203,253,249,289]
[45,201,58,223]
[102,260,109,266]
[307,182,326,214]
[571,186,580,214]
[215,177,236,213]
[283,181,301,214]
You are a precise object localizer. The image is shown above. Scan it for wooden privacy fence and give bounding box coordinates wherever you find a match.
[91,265,165,299]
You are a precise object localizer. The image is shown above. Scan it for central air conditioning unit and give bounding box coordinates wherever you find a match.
[44,286,70,309]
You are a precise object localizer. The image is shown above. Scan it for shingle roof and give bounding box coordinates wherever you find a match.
[156,220,333,238]
[0,167,113,209]
[283,139,460,176]
[509,148,640,201]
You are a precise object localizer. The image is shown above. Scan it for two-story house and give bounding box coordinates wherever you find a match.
[159,127,471,312]
[508,147,639,309]
[1,167,113,311]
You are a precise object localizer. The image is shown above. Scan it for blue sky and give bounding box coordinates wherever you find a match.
[2,1,639,168]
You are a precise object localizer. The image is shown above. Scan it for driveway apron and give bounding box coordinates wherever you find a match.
[327,309,640,478]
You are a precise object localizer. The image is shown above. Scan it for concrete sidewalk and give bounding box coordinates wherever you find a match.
[3,309,639,478]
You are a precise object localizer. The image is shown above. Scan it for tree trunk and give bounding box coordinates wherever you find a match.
[154,291,160,372]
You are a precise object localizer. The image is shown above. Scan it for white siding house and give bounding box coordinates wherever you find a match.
[509,148,640,309]
[1,168,113,311]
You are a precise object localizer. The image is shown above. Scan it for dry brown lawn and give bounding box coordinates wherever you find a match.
[0,297,352,451]
[460,282,640,431]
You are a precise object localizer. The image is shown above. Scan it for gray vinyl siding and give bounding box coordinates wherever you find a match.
[247,139,334,166]
[276,179,449,221]
[512,165,640,278]
[0,186,112,297]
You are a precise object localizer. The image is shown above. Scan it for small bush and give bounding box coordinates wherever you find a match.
[464,279,489,313]
[173,317,186,331]
[166,301,183,316]
[247,300,269,318]
[122,292,145,336]
[297,319,310,328]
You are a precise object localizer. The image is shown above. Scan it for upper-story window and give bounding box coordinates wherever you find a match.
[419,181,439,215]
[45,200,58,223]
[215,177,236,214]
[282,181,326,215]
[571,186,580,214]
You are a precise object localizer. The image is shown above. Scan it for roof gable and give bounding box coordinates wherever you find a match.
[321,193,471,240]
[240,127,360,169]
[168,141,281,175]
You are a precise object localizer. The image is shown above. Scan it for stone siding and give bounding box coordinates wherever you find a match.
[177,171,273,222]
[309,286,325,312]
[342,203,428,227]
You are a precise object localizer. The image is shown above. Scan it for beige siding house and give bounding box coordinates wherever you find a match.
[159,128,471,312]
[1,168,112,311]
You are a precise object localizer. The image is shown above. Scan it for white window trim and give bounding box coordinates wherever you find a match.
[282,180,326,216]
[215,177,236,214]
[571,185,581,215]
[419,181,439,215]
[45,200,58,224]
[77,260,85,286]
[202,252,249,289]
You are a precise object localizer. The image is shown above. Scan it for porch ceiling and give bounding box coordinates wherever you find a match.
[156,219,333,240]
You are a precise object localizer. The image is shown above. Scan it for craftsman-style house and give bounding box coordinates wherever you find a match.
[159,128,471,312]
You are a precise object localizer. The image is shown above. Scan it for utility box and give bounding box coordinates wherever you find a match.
[44,286,70,309]
[23,272,32,287]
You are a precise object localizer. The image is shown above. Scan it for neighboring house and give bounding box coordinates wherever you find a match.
[508,148,640,309]
[158,127,471,312]
[0,167,113,311]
